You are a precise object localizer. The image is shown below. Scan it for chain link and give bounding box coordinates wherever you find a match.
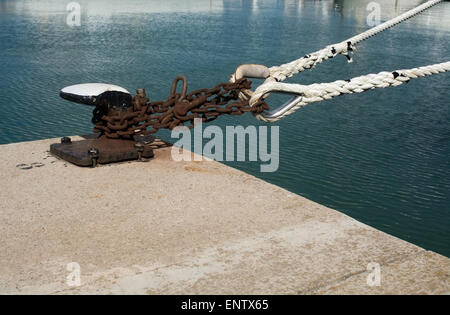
[92,78,269,139]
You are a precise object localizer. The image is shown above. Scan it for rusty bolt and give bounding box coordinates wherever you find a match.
[88,147,99,167]
[134,142,145,161]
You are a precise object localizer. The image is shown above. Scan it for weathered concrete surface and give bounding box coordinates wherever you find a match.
[0,137,448,295]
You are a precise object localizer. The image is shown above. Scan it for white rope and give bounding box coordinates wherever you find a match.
[269,0,443,82]
[253,61,450,122]
[245,0,448,122]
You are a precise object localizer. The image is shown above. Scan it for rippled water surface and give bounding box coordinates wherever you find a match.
[0,0,449,256]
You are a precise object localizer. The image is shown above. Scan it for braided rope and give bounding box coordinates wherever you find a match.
[269,0,443,82]
[252,61,450,122]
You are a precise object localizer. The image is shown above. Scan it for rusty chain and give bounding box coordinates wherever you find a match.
[92,77,269,139]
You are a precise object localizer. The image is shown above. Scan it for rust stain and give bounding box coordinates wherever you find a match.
[184,165,209,172]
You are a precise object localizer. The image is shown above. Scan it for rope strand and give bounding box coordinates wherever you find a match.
[253,61,450,122]
[247,0,448,122]
[268,0,443,82]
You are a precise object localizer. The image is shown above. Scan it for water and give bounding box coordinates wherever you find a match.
[0,0,449,256]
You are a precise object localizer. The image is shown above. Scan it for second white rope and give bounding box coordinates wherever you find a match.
[252,61,450,122]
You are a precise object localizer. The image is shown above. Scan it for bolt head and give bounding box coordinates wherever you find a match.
[88,147,99,158]
[134,142,145,152]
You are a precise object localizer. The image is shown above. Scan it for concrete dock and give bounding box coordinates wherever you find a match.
[0,137,449,294]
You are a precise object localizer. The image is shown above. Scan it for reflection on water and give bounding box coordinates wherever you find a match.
[0,0,449,256]
[334,0,450,30]
[1,0,449,29]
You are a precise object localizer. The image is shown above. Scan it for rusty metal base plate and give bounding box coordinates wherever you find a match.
[50,136,154,167]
